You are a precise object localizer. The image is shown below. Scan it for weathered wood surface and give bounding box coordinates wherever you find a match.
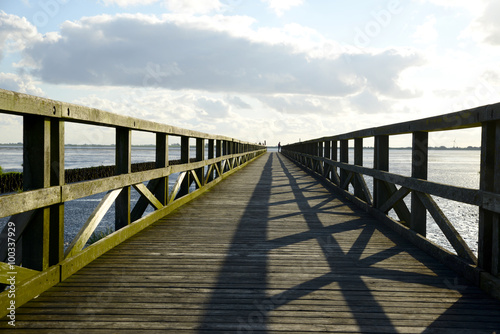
[2,152,500,333]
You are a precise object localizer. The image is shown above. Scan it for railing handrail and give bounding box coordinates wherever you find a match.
[282,104,500,300]
[0,88,249,143]
[295,103,500,143]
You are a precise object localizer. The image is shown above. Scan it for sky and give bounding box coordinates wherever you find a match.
[0,0,499,147]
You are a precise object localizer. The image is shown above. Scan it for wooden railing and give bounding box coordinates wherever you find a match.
[282,104,500,298]
[0,89,266,316]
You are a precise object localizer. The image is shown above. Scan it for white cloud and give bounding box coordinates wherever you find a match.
[412,15,438,44]
[22,14,423,100]
[464,1,500,46]
[0,72,44,96]
[164,0,223,14]
[99,0,159,7]
[0,11,40,62]
[261,0,304,17]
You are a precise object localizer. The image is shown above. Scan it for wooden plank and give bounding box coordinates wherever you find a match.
[0,187,60,218]
[64,189,122,258]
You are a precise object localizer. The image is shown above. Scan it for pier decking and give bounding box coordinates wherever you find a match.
[3,152,500,333]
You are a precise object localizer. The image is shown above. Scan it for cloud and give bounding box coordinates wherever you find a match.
[0,11,40,62]
[164,0,223,14]
[261,0,304,16]
[469,1,500,45]
[99,0,159,6]
[22,14,423,99]
[412,15,438,44]
[0,72,44,96]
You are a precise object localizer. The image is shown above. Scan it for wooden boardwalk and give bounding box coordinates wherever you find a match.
[3,152,500,333]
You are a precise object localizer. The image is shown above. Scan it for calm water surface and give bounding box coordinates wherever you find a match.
[0,146,481,255]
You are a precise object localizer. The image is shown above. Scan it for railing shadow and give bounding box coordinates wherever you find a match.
[197,152,500,333]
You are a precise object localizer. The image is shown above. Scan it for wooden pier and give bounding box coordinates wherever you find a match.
[1,89,500,332]
[2,152,500,332]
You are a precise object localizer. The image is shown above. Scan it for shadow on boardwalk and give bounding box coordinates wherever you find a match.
[198,153,500,333]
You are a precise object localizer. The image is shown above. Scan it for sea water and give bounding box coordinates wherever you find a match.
[0,145,481,255]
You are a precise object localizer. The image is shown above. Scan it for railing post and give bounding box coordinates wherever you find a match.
[179,136,190,197]
[479,120,500,275]
[340,139,349,188]
[332,140,338,184]
[374,135,389,211]
[216,139,222,178]
[324,140,331,179]
[207,139,215,183]
[411,131,428,236]
[155,133,168,206]
[115,127,131,230]
[49,118,64,265]
[318,141,323,173]
[196,138,205,188]
[22,115,51,271]
[354,138,363,199]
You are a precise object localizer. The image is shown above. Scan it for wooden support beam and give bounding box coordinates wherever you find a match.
[0,262,39,285]
[354,138,364,200]
[22,115,50,271]
[179,136,190,197]
[411,131,429,236]
[479,120,500,275]
[340,140,349,188]
[379,187,411,219]
[416,192,476,264]
[207,139,215,183]
[132,183,163,210]
[65,189,122,259]
[130,179,160,222]
[374,135,389,211]
[115,127,131,230]
[49,118,65,266]
[155,133,168,206]
[196,138,205,189]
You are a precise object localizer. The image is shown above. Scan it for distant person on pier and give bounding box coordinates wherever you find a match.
[278,142,281,152]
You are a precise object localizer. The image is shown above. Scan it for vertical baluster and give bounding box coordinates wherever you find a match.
[156,133,168,206]
[411,131,428,236]
[332,140,338,185]
[22,115,51,271]
[115,127,131,230]
[179,136,190,197]
[479,120,500,275]
[49,118,64,265]
[207,139,215,183]
[374,135,389,211]
[340,139,349,188]
[354,138,364,199]
[196,138,205,188]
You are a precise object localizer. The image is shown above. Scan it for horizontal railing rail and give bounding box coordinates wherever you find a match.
[282,103,500,299]
[0,89,266,316]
